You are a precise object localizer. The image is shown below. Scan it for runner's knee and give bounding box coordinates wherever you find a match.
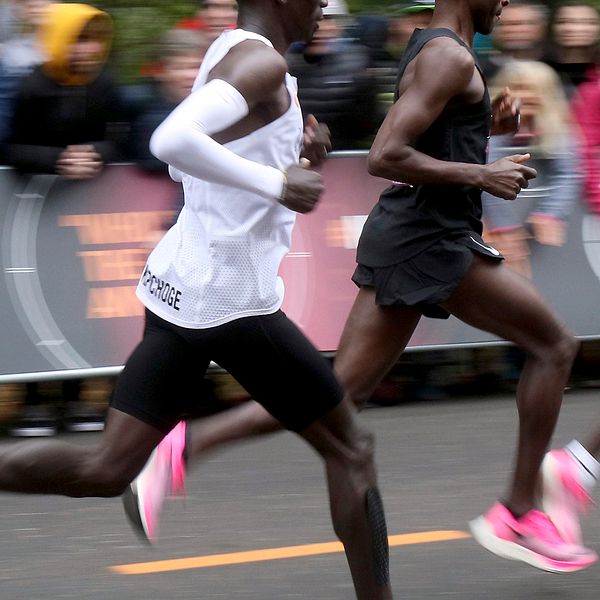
[539,331,579,370]
[336,425,376,472]
[343,386,374,410]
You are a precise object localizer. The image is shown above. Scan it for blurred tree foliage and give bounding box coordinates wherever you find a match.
[90,1,198,81]
[87,0,403,81]
[82,0,600,81]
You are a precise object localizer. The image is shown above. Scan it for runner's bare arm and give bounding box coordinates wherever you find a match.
[368,42,536,198]
[368,43,483,186]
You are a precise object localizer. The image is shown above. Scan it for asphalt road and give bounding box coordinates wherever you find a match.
[1,390,600,599]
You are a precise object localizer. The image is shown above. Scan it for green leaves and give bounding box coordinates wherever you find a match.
[91,1,197,82]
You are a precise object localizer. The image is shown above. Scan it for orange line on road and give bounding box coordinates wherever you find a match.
[110,530,471,575]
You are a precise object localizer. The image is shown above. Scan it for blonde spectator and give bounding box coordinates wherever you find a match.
[483,60,581,277]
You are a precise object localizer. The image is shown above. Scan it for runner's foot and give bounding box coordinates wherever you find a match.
[469,501,597,573]
[122,421,187,543]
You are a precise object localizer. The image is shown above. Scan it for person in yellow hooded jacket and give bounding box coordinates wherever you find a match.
[0,2,124,176]
[0,3,122,438]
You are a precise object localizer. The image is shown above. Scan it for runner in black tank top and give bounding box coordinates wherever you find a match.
[121,0,597,579]
[340,1,596,572]
[354,27,499,318]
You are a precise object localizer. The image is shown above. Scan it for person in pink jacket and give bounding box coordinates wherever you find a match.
[571,62,600,214]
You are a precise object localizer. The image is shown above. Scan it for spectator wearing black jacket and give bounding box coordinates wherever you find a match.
[286,0,376,150]
[0,2,124,176]
[0,2,123,436]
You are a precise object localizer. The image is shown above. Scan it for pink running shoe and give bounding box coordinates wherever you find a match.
[122,421,187,544]
[469,502,597,573]
[542,449,594,545]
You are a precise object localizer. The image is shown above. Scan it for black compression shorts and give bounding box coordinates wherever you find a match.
[110,309,342,433]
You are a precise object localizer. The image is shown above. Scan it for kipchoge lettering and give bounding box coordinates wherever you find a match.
[140,266,182,311]
[59,210,174,319]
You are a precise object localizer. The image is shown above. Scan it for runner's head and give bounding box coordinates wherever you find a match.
[472,0,511,35]
[237,0,327,45]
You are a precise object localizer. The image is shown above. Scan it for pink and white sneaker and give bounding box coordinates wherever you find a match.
[122,421,187,544]
[469,502,597,573]
[542,449,594,545]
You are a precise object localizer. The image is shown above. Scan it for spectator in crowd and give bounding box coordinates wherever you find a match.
[0,2,124,174]
[0,0,53,141]
[129,28,209,174]
[129,27,209,245]
[0,1,16,46]
[482,60,581,277]
[478,0,548,80]
[177,0,237,43]
[286,0,376,150]
[0,2,125,436]
[357,2,435,129]
[571,49,600,214]
[386,0,436,54]
[545,1,600,96]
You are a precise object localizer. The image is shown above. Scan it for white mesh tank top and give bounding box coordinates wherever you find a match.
[136,29,304,328]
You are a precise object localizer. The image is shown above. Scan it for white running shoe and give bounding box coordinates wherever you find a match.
[542,449,594,545]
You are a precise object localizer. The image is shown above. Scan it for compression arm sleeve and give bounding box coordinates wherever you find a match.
[150,78,286,201]
[168,165,183,182]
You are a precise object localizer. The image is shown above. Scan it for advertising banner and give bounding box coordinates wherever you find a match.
[1,154,600,382]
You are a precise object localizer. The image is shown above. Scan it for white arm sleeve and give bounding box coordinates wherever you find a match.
[168,165,183,182]
[150,78,286,201]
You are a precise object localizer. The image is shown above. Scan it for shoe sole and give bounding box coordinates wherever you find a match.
[542,453,581,545]
[65,423,105,433]
[122,485,152,545]
[469,516,596,573]
[9,427,57,437]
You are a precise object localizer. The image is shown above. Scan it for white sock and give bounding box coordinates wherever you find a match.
[565,439,600,493]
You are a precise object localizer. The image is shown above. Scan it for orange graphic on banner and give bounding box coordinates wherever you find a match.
[87,286,144,318]
[78,249,149,281]
[59,211,173,244]
[59,211,174,319]
[325,219,346,247]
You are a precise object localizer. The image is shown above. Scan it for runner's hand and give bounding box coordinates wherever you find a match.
[482,153,537,200]
[301,114,331,167]
[278,161,324,214]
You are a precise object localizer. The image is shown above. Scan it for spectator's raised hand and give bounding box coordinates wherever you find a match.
[485,226,532,278]
[528,213,567,246]
[491,87,521,136]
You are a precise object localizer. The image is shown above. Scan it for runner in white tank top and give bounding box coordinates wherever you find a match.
[118,2,394,598]
[137,29,304,328]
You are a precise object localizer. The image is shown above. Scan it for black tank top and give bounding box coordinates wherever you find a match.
[357,28,492,267]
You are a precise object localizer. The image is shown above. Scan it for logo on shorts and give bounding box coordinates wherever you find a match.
[469,236,500,256]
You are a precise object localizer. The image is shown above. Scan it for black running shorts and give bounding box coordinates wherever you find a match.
[352,233,504,319]
[110,309,343,433]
